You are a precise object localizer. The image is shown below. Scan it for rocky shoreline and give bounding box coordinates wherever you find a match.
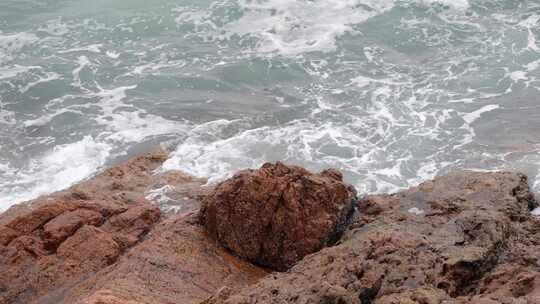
[1,150,540,304]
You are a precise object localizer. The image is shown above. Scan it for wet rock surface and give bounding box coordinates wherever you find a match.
[200,162,357,271]
[209,171,540,304]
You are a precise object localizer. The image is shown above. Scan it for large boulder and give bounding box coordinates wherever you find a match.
[200,162,357,271]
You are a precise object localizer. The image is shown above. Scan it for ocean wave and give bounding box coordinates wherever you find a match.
[0,136,111,211]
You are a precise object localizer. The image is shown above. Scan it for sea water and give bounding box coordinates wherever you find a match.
[0,0,539,211]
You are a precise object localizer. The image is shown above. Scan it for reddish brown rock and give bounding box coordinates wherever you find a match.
[43,209,103,249]
[5,201,75,234]
[208,171,540,304]
[0,197,159,304]
[5,150,540,304]
[56,225,121,266]
[200,162,357,271]
[66,213,267,304]
[0,151,170,304]
[100,205,161,249]
[0,226,19,246]
[0,150,262,304]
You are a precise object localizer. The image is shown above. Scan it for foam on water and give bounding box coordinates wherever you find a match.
[0,136,111,211]
[162,98,460,194]
[175,0,396,56]
[519,14,540,52]
[0,110,16,125]
[420,0,469,10]
[237,0,395,55]
[0,32,38,63]
[163,0,540,196]
[1,46,190,209]
[2,0,540,211]
[462,105,500,124]
[0,82,189,210]
[0,65,40,80]
[19,71,62,94]
[91,84,191,144]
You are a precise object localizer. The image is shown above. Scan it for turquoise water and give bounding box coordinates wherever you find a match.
[0,0,539,210]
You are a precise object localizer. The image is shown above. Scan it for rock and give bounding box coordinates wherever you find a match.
[208,171,540,304]
[0,151,172,303]
[100,205,161,249]
[43,209,104,250]
[0,226,19,246]
[200,162,357,271]
[0,196,159,304]
[66,213,267,304]
[4,151,540,304]
[0,150,264,304]
[56,225,121,266]
[375,287,450,304]
[5,201,75,234]
[75,290,145,304]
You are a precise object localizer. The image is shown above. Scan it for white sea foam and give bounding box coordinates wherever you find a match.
[146,185,176,205]
[59,44,103,54]
[0,65,40,80]
[0,136,112,211]
[462,105,500,124]
[130,60,187,75]
[72,56,91,88]
[408,207,425,215]
[162,100,457,195]
[38,19,70,36]
[234,0,396,55]
[23,108,83,127]
[145,185,188,213]
[91,85,189,143]
[106,51,120,59]
[527,60,540,72]
[19,71,62,93]
[2,77,189,209]
[0,110,16,125]
[0,32,38,63]
[175,0,396,56]
[518,14,540,52]
[161,0,540,198]
[420,0,469,10]
[350,75,406,88]
[162,120,269,183]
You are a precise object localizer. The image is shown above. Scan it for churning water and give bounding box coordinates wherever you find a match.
[0,0,539,210]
